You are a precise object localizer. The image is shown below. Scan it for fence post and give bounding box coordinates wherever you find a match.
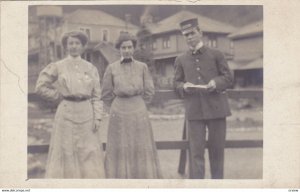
[178,119,187,175]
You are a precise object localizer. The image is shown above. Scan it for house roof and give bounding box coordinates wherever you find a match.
[65,9,139,29]
[228,57,263,70]
[153,52,181,60]
[148,10,236,35]
[228,20,263,39]
[153,50,233,61]
[93,42,120,63]
[86,42,100,49]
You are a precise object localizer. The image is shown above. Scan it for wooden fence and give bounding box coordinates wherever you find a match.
[28,89,263,175]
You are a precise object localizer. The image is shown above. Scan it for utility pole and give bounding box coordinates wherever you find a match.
[125,14,131,32]
[36,6,62,70]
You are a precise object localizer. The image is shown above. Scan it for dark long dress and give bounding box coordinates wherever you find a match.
[101,59,162,179]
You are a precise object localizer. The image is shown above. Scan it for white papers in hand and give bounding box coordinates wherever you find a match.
[186,84,209,89]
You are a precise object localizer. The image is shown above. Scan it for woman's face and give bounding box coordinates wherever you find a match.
[66,36,84,57]
[120,40,134,59]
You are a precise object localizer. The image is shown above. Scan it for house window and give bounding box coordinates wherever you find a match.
[230,41,234,48]
[79,27,91,39]
[230,41,234,54]
[162,37,171,49]
[102,29,109,42]
[212,39,217,48]
[208,39,212,47]
[207,36,217,48]
[152,40,157,50]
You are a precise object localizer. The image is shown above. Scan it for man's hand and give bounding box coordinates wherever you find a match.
[207,80,216,92]
[93,119,101,133]
[183,82,195,92]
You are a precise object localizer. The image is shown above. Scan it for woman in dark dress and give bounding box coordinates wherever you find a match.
[101,32,162,179]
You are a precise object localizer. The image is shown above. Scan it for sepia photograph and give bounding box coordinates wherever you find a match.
[2,0,300,188]
[27,4,264,179]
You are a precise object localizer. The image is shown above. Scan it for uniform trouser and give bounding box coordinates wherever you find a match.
[188,118,226,179]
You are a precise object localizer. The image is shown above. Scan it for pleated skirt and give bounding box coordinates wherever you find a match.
[105,96,162,179]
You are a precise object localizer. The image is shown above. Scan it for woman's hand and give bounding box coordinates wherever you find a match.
[93,119,101,133]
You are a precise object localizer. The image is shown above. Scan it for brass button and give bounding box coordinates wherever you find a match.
[196,59,199,62]
[198,76,201,80]
[197,67,200,71]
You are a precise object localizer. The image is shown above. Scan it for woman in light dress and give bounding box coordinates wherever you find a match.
[101,32,162,179]
[35,31,105,178]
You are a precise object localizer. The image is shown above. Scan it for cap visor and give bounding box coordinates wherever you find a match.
[181,28,195,35]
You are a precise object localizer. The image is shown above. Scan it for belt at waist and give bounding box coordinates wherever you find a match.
[63,96,90,102]
[116,94,141,98]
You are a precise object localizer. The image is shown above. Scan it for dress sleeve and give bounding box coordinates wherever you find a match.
[91,66,103,120]
[35,63,62,102]
[142,64,155,104]
[101,65,115,107]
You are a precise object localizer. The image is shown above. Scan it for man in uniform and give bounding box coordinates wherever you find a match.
[173,18,233,179]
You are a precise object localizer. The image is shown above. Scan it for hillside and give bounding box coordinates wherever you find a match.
[30,5,263,27]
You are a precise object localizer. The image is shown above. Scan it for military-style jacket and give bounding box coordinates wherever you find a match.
[173,46,233,120]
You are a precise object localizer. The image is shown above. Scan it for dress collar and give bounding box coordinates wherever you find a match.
[67,55,82,61]
[120,57,134,64]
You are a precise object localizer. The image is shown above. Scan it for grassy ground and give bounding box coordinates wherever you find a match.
[28,102,263,179]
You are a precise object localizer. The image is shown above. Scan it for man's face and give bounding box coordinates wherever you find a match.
[120,40,134,59]
[182,28,202,48]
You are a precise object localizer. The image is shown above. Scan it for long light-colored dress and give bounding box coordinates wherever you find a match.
[101,59,162,179]
[35,56,105,178]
